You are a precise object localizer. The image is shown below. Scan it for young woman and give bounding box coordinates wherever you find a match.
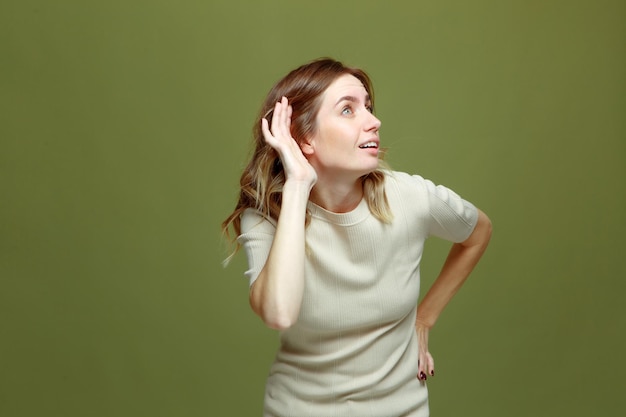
[223,58,492,416]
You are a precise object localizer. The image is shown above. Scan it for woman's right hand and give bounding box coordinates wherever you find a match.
[261,96,317,188]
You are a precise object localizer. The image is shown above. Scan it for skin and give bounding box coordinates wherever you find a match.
[250,74,492,382]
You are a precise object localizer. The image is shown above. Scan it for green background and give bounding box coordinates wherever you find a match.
[2,0,624,415]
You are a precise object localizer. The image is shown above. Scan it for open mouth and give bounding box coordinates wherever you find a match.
[359,141,378,149]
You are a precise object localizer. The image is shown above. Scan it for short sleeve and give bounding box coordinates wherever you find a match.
[236,209,276,286]
[416,175,479,242]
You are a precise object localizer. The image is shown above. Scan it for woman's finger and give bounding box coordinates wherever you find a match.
[421,351,434,377]
[271,98,282,135]
[270,97,287,139]
[277,96,287,134]
[427,353,435,376]
[285,100,292,131]
[261,117,276,147]
[418,351,427,381]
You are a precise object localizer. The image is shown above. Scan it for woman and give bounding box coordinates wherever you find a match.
[222,58,492,416]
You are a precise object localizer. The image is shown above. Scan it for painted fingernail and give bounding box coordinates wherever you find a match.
[430,370,435,376]
[419,372,427,380]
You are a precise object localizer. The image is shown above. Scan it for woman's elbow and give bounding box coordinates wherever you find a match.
[249,285,298,330]
[480,210,493,240]
[263,314,296,331]
[475,210,493,249]
[254,306,297,330]
[463,210,492,249]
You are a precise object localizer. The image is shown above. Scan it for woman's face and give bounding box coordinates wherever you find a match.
[302,74,382,180]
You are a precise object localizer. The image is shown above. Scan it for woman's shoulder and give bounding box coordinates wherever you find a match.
[240,208,277,234]
[384,170,460,195]
[383,170,469,208]
[383,170,430,191]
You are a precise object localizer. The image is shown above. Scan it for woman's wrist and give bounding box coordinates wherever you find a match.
[283,178,315,195]
[415,314,435,329]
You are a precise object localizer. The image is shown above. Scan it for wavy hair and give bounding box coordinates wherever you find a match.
[222,58,392,251]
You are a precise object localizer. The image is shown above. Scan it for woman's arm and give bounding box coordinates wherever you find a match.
[249,97,317,330]
[415,209,492,378]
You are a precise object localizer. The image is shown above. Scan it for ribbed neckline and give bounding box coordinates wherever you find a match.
[306,198,370,226]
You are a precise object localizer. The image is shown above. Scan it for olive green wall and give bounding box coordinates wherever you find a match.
[1,0,624,415]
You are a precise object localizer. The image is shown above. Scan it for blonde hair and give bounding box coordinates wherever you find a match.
[222,58,393,252]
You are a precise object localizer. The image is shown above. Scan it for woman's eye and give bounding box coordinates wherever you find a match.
[366,105,373,113]
[341,107,353,115]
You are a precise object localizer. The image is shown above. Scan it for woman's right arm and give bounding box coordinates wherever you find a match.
[248,97,317,330]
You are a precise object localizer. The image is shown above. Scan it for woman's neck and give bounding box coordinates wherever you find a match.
[309,176,363,213]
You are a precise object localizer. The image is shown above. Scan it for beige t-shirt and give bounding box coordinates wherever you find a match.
[238,171,478,417]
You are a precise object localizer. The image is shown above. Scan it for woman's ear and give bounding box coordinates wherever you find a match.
[300,138,314,156]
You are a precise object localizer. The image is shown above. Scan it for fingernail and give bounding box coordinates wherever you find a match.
[419,372,427,380]
[430,370,435,376]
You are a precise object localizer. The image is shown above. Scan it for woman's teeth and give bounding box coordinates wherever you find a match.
[359,142,377,149]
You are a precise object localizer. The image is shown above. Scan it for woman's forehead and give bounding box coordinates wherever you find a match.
[323,74,368,102]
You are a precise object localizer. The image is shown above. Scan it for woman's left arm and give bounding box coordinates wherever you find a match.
[415,208,492,380]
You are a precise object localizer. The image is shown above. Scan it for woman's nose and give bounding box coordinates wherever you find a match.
[365,112,381,132]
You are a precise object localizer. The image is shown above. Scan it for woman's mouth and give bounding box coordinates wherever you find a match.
[358,141,379,149]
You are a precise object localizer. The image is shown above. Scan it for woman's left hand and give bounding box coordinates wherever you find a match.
[415,320,435,381]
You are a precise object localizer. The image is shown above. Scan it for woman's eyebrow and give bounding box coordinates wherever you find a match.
[335,94,371,106]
